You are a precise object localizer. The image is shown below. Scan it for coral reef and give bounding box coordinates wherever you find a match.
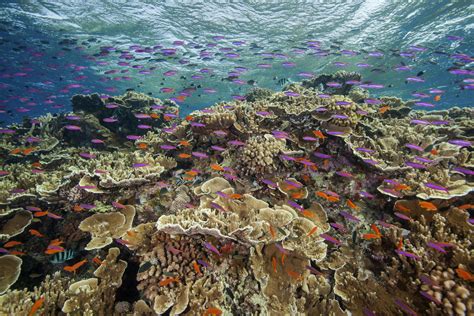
[0,81,472,315]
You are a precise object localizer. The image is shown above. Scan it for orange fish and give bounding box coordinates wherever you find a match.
[310,164,318,172]
[31,162,42,168]
[185,115,194,121]
[316,191,329,199]
[322,159,330,170]
[458,204,474,210]
[9,250,26,256]
[34,211,48,217]
[395,203,411,212]
[28,296,45,316]
[193,261,201,275]
[150,113,160,119]
[271,256,277,273]
[394,183,411,191]
[159,277,180,286]
[229,193,242,199]
[397,238,404,250]
[301,174,311,184]
[362,233,380,240]
[307,226,318,237]
[64,259,87,273]
[22,147,36,155]
[455,268,474,282]
[301,209,315,218]
[92,256,103,265]
[371,224,381,236]
[346,199,359,210]
[434,95,441,101]
[286,269,302,280]
[220,243,233,254]
[203,307,222,316]
[430,149,439,155]
[45,249,64,255]
[3,241,23,248]
[291,191,305,199]
[269,225,276,239]
[175,95,186,102]
[29,229,44,237]
[137,143,148,150]
[178,153,191,159]
[210,164,224,171]
[179,140,191,147]
[50,239,63,246]
[419,201,437,211]
[281,253,286,266]
[10,148,21,155]
[65,257,84,270]
[312,130,326,139]
[163,114,173,121]
[126,230,137,237]
[186,170,198,177]
[327,195,340,202]
[379,106,390,114]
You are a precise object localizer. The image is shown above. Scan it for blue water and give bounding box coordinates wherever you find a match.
[0,1,473,124]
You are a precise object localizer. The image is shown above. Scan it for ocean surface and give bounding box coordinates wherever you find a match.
[0,0,473,124]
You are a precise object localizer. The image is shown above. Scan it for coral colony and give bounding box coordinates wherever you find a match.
[0,71,472,315]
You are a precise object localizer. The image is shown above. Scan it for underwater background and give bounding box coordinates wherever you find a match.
[0,0,473,123]
[0,1,473,316]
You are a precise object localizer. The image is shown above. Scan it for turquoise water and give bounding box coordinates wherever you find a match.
[0,1,473,123]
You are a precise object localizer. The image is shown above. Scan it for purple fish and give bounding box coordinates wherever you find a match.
[415,102,434,107]
[275,243,289,254]
[411,156,431,166]
[133,163,149,168]
[216,191,230,199]
[336,171,353,178]
[405,143,424,151]
[64,125,81,131]
[103,117,118,123]
[91,139,105,144]
[313,152,332,159]
[197,259,210,268]
[223,173,238,181]
[420,274,435,286]
[395,249,420,260]
[160,145,177,150]
[190,122,206,127]
[228,140,245,146]
[394,298,418,316]
[284,180,302,188]
[306,265,323,276]
[448,139,471,147]
[320,233,342,246]
[126,135,142,140]
[256,111,272,116]
[280,154,296,161]
[426,242,447,254]
[410,119,429,125]
[339,211,361,222]
[192,152,208,158]
[211,145,226,152]
[405,161,427,169]
[394,212,412,221]
[204,242,221,256]
[262,179,277,188]
[284,91,300,97]
[79,203,96,210]
[356,147,375,153]
[452,167,474,176]
[210,202,225,212]
[0,129,16,134]
[47,212,63,220]
[79,152,96,159]
[287,200,304,211]
[360,191,375,199]
[419,291,442,305]
[424,182,449,193]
